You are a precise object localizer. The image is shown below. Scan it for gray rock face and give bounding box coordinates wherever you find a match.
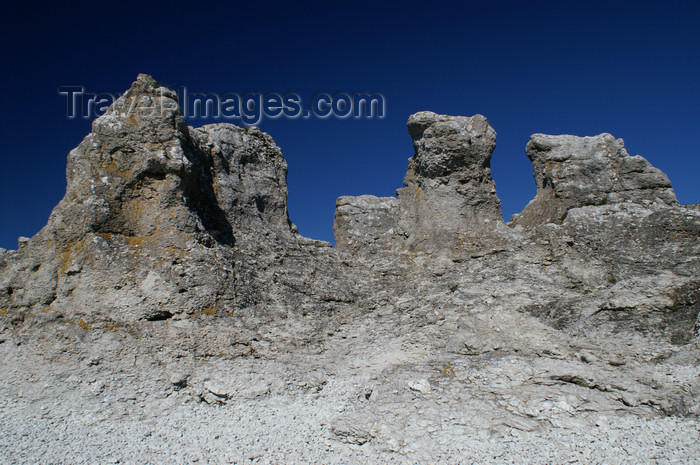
[334,111,508,255]
[398,112,506,249]
[512,133,678,228]
[334,195,398,255]
[192,123,292,235]
[0,74,349,323]
[1,76,698,464]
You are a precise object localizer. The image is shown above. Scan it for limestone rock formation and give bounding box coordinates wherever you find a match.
[333,195,398,255]
[1,76,699,464]
[511,132,678,228]
[0,74,351,324]
[398,112,507,248]
[335,111,510,255]
[504,134,697,343]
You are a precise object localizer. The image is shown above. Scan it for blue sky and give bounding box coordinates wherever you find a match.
[1,1,699,249]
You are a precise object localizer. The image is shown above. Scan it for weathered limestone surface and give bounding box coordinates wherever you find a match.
[334,111,510,255]
[511,132,678,228]
[0,76,698,464]
[334,195,398,255]
[0,74,351,324]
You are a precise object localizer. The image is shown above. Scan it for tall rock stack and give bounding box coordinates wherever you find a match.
[397,111,506,250]
[334,111,509,256]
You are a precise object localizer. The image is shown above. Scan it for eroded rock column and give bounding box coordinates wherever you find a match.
[334,111,508,255]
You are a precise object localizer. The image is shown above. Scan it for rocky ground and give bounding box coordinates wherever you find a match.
[1,75,698,463]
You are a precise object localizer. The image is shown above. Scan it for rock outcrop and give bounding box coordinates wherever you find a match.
[0,74,351,324]
[511,132,678,228]
[501,134,697,342]
[333,195,398,256]
[1,75,699,464]
[335,111,509,255]
[398,112,507,248]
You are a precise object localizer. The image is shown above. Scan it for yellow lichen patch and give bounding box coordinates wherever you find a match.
[77,319,91,330]
[102,321,121,333]
[104,227,165,253]
[105,161,134,179]
[57,238,87,275]
[163,245,186,258]
[121,197,150,222]
[0,308,7,315]
[198,296,223,317]
[439,364,455,378]
[126,236,150,247]
[202,306,216,315]
[120,195,169,239]
[670,232,692,240]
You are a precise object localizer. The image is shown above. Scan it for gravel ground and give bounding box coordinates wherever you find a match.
[1,391,698,464]
[1,334,698,465]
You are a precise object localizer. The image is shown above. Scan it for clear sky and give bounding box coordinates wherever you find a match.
[1,0,698,249]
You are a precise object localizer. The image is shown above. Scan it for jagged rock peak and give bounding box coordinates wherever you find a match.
[92,73,187,139]
[0,74,340,323]
[51,74,295,244]
[52,73,217,244]
[512,132,678,228]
